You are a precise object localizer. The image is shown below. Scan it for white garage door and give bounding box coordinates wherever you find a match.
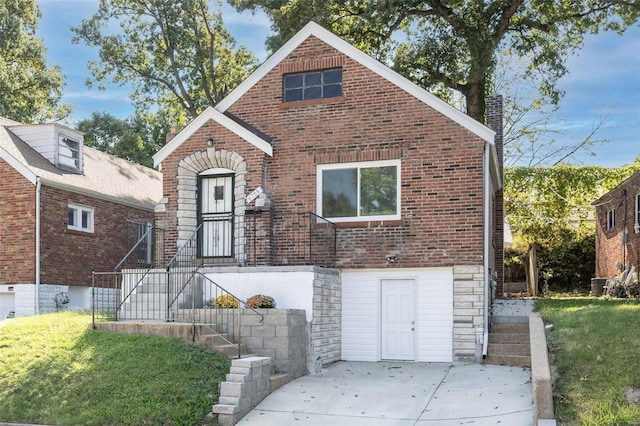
[342,268,453,362]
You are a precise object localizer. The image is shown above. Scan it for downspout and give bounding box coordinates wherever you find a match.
[35,177,41,314]
[482,143,490,358]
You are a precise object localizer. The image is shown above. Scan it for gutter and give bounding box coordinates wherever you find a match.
[35,177,41,314]
[482,142,490,358]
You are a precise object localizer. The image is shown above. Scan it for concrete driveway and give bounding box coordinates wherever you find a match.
[238,361,533,425]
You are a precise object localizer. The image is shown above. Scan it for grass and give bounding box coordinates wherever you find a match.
[535,297,640,425]
[0,311,230,425]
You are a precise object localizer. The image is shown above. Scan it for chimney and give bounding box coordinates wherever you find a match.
[165,124,179,143]
[486,94,504,297]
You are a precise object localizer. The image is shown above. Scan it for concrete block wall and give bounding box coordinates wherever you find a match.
[240,309,308,379]
[213,356,272,426]
[452,265,485,362]
[309,268,341,372]
[38,283,68,313]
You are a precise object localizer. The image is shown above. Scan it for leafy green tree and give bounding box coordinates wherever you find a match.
[0,0,70,122]
[72,0,258,123]
[504,158,640,290]
[231,0,639,123]
[77,112,163,167]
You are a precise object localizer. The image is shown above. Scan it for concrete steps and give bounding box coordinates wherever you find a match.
[484,322,531,367]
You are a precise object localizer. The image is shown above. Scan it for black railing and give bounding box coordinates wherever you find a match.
[244,210,336,267]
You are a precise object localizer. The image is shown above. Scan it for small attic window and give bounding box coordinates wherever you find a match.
[283,68,342,102]
[58,135,81,171]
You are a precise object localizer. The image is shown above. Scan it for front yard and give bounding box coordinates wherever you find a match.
[536,298,640,425]
[0,312,229,425]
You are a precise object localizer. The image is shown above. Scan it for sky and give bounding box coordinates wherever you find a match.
[35,0,640,168]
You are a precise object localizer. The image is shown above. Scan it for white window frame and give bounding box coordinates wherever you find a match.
[68,204,94,233]
[317,159,401,222]
[606,209,615,230]
[58,134,82,171]
[635,193,640,226]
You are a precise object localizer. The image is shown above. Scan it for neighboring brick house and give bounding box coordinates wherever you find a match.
[0,117,162,318]
[153,22,503,364]
[593,171,640,281]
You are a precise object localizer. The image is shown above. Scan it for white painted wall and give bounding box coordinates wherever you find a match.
[341,267,453,363]
[201,269,315,321]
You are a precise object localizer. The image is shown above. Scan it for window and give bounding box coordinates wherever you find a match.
[68,204,94,233]
[283,68,342,102]
[606,209,615,230]
[636,194,640,226]
[318,160,400,222]
[58,135,81,170]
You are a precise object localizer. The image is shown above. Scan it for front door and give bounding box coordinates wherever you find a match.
[381,279,416,360]
[198,174,234,258]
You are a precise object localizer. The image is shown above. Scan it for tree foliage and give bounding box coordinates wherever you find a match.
[232,0,639,122]
[77,112,166,167]
[504,158,640,290]
[0,0,70,122]
[72,0,258,123]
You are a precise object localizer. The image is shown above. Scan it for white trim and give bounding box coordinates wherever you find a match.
[0,145,37,184]
[317,159,401,222]
[216,21,495,144]
[153,106,272,167]
[35,177,41,314]
[635,193,640,227]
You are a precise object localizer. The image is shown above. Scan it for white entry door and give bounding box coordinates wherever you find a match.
[199,175,234,258]
[381,279,416,360]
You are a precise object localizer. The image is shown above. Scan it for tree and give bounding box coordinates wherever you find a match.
[77,112,163,167]
[0,0,70,122]
[231,0,639,123]
[504,158,640,290]
[72,0,258,124]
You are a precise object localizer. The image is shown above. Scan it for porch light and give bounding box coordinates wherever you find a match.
[207,138,214,147]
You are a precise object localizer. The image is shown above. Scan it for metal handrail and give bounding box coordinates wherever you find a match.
[165,224,202,270]
[114,225,156,272]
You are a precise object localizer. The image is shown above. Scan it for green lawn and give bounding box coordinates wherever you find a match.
[536,298,640,426]
[0,311,230,425]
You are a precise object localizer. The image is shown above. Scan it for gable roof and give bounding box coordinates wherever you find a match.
[0,121,162,210]
[216,21,495,144]
[592,170,640,206]
[153,106,273,167]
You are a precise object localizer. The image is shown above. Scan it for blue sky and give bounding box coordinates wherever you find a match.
[36,0,639,167]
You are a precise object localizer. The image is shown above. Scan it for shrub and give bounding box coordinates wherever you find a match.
[212,294,239,308]
[245,294,276,309]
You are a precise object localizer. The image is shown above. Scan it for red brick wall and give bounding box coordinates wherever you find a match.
[595,172,640,278]
[0,159,36,284]
[39,185,155,286]
[160,36,488,268]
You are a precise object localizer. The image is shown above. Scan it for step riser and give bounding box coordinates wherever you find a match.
[484,354,531,368]
[490,334,529,344]
[491,324,529,333]
[489,343,531,356]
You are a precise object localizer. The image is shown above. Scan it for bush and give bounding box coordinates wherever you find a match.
[212,294,239,308]
[245,294,276,309]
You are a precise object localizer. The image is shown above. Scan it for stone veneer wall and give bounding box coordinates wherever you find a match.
[452,265,486,362]
[309,268,341,372]
[239,309,308,379]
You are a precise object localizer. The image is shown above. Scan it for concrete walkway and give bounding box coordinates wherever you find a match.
[238,361,533,425]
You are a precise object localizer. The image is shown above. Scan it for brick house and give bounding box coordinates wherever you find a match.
[0,117,162,318]
[152,22,503,364]
[593,171,640,281]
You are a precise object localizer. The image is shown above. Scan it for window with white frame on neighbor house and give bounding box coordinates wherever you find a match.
[636,193,640,225]
[606,208,615,230]
[58,135,81,170]
[68,204,94,233]
[283,68,342,102]
[317,159,400,222]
